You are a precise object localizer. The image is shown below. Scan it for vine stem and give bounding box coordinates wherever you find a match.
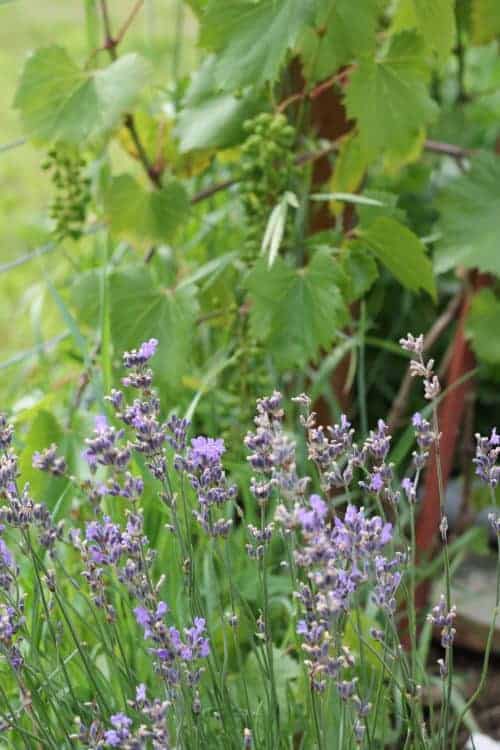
[98,0,161,188]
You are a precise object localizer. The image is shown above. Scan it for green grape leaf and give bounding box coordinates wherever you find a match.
[201,0,317,90]
[244,248,348,368]
[471,0,500,44]
[344,31,438,162]
[109,266,199,388]
[362,216,436,298]
[14,46,150,144]
[176,56,260,151]
[329,134,370,214]
[340,244,379,302]
[392,0,456,67]
[103,175,189,244]
[301,0,378,81]
[435,154,500,276]
[466,289,500,365]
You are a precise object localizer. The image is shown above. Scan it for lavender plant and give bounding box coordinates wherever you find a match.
[0,336,497,749]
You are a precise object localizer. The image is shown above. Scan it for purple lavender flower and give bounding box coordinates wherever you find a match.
[180,435,236,537]
[364,420,391,461]
[188,436,225,467]
[295,494,328,532]
[83,416,130,473]
[104,713,132,747]
[292,497,400,692]
[123,339,158,368]
[401,476,417,503]
[473,429,499,488]
[165,414,189,453]
[181,617,210,660]
[134,601,210,688]
[122,339,158,390]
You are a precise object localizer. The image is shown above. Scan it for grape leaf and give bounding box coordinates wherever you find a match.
[301,0,378,81]
[344,31,438,162]
[466,290,500,364]
[176,56,260,151]
[329,134,369,215]
[340,245,379,302]
[435,154,500,276]
[471,0,500,44]
[362,216,436,298]
[109,266,199,388]
[103,175,189,244]
[244,249,348,368]
[14,46,150,144]
[392,0,456,67]
[201,0,317,90]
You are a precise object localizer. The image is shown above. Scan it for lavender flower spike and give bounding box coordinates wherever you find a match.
[123,338,158,368]
[473,429,500,488]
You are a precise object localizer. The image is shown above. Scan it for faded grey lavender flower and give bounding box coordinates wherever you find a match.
[97,472,144,501]
[0,525,17,591]
[489,513,500,536]
[428,595,457,648]
[246,392,307,504]
[0,600,24,671]
[32,444,66,476]
[296,617,343,692]
[400,333,441,401]
[0,484,63,556]
[373,554,404,613]
[411,411,438,474]
[293,396,355,492]
[246,523,274,559]
[337,677,357,701]
[0,452,18,496]
[243,728,253,748]
[473,429,499,488]
[353,719,365,745]
[437,657,448,678]
[132,684,171,750]
[0,415,13,451]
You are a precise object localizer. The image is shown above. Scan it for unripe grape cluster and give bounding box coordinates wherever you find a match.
[42,146,91,241]
[240,113,298,255]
